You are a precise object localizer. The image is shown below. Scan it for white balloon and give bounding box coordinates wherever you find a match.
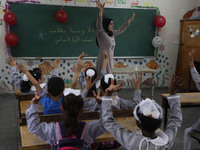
[152,36,163,48]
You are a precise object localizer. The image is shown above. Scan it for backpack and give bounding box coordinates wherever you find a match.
[52,122,90,150]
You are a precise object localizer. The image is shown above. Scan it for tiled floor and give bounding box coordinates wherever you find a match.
[0,87,200,150]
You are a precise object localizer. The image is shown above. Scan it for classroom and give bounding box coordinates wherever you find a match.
[0,0,200,149]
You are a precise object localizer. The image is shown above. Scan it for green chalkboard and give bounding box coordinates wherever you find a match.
[9,3,156,57]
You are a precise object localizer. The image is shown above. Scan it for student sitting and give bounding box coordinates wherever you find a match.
[26,92,106,149]
[6,56,60,94]
[184,49,200,150]
[17,63,64,115]
[101,74,183,150]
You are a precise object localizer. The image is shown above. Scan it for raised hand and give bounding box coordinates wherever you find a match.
[105,79,123,96]
[17,63,28,73]
[93,90,102,104]
[132,74,141,90]
[169,74,185,95]
[52,58,60,69]
[76,52,88,72]
[6,56,16,67]
[31,92,45,104]
[188,49,195,68]
[128,12,136,23]
[85,75,96,91]
[96,0,105,12]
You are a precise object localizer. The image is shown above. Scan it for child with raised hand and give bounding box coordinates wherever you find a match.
[184,49,200,150]
[6,56,60,94]
[26,91,106,149]
[17,63,64,115]
[101,75,183,150]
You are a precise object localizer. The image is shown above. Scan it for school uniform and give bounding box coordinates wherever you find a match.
[26,104,106,147]
[79,68,142,111]
[96,15,130,76]
[102,94,182,150]
[184,67,200,150]
[11,66,58,94]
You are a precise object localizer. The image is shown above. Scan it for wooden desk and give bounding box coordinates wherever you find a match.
[20,100,43,116]
[113,67,156,99]
[161,92,200,128]
[20,117,139,150]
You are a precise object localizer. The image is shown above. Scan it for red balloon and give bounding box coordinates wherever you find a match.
[4,12,17,25]
[56,10,68,23]
[5,33,18,46]
[154,15,166,28]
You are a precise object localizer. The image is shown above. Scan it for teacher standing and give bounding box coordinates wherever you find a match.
[95,0,135,77]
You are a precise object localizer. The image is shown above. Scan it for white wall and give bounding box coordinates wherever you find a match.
[0,0,198,93]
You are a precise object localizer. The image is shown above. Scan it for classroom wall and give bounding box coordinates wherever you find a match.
[0,0,198,94]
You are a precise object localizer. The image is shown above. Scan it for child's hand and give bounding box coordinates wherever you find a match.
[169,74,185,95]
[132,74,141,90]
[6,56,16,67]
[78,52,88,60]
[188,49,195,62]
[102,50,108,59]
[52,58,60,69]
[85,75,95,91]
[31,92,45,104]
[96,0,105,12]
[93,90,102,104]
[105,79,123,96]
[17,63,28,73]
[128,12,136,23]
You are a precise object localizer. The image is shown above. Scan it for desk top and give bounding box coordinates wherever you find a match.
[161,92,200,107]
[112,67,157,74]
[20,100,43,116]
[20,117,139,150]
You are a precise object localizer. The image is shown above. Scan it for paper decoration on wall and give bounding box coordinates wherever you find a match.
[70,64,76,73]
[105,0,114,6]
[159,44,165,52]
[84,61,95,71]
[191,7,200,19]
[114,62,129,68]
[144,2,153,6]
[56,9,68,23]
[65,0,73,3]
[76,0,88,6]
[117,0,126,4]
[152,36,163,48]
[131,0,139,6]
[146,60,159,70]
[38,61,54,75]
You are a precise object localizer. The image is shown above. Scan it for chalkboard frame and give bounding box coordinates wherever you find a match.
[8,3,157,58]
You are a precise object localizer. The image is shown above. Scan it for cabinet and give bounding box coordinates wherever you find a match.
[176,19,200,91]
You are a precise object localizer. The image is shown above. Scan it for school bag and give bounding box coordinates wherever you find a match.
[52,122,90,150]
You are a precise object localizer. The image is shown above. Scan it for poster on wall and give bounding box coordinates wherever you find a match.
[89,0,97,7]
[105,0,115,7]
[75,0,89,6]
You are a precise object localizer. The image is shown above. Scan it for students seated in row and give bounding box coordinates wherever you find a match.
[101,74,183,150]
[6,56,60,94]
[78,51,142,112]
[26,92,105,149]
[184,49,200,150]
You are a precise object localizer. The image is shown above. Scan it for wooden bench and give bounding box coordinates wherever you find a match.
[20,117,139,150]
[189,131,200,143]
[161,92,200,128]
[20,100,43,116]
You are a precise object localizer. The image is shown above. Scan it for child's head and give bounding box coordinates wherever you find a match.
[133,98,163,133]
[61,93,84,138]
[85,67,97,96]
[47,77,64,97]
[20,68,43,93]
[100,74,116,92]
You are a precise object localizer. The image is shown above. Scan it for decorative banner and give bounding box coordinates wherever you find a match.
[89,0,96,7]
[76,0,88,6]
[105,0,115,7]
[64,0,74,5]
